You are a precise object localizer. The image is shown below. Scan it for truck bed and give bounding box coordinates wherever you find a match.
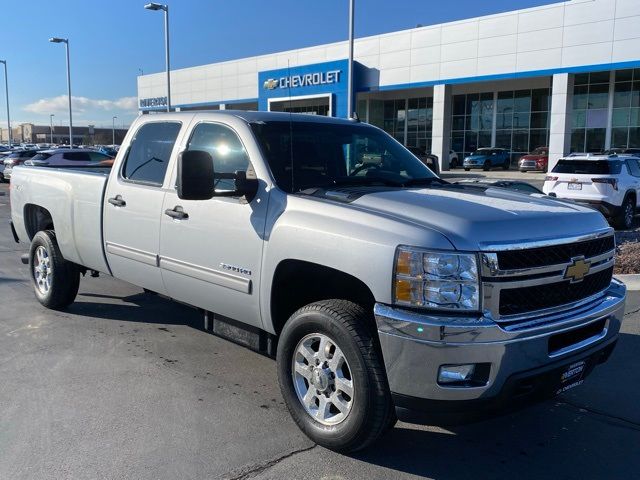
[10,166,110,273]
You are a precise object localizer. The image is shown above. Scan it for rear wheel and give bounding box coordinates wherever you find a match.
[615,196,635,230]
[30,230,80,309]
[277,300,393,452]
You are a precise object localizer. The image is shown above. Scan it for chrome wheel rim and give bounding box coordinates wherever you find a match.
[292,333,354,426]
[33,246,52,295]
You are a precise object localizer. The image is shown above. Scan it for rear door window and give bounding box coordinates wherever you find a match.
[627,158,640,177]
[122,122,181,185]
[63,152,91,161]
[552,160,622,175]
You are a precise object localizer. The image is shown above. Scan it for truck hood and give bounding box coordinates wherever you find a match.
[348,185,609,251]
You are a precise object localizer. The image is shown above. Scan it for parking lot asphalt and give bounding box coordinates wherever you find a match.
[0,181,639,480]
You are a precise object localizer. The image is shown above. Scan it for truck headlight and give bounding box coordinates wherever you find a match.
[394,247,480,310]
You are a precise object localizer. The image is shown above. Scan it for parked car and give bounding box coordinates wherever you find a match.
[25,149,114,168]
[519,147,549,172]
[406,146,439,174]
[543,153,640,229]
[448,150,460,168]
[2,150,40,180]
[455,179,544,195]
[463,148,510,171]
[10,111,625,452]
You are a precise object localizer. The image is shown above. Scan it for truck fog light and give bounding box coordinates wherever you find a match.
[438,364,476,384]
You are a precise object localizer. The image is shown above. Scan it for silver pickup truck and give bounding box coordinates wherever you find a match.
[9,111,626,452]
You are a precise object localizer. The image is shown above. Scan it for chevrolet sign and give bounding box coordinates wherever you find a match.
[263,70,341,90]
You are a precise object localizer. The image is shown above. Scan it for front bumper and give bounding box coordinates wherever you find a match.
[375,279,625,423]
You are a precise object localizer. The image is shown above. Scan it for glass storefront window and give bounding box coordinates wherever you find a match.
[571,70,611,152]
[451,88,550,163]
[608,69,640,149]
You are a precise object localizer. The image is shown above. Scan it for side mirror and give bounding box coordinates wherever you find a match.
[177,150,215,200]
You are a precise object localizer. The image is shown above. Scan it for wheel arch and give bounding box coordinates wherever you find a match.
[23,204,55,240]
[269,259,376,336]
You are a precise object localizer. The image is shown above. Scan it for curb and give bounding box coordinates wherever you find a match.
[614,274,640,291]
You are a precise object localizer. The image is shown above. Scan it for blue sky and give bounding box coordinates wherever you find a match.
[2,0,558,128]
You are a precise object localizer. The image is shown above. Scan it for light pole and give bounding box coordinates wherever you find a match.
[49,37,73,148]
[144,3,171,112]
[0,60,11,147]
[49,114,55,144]
[112,116,117,146]
[347,0,355,119]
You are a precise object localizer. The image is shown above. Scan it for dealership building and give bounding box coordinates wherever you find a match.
[137,0,640,170]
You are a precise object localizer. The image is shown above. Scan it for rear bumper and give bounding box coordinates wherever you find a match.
[375,279,626,424]
[572,199,621,218]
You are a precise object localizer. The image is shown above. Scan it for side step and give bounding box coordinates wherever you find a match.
[204,311,277,358]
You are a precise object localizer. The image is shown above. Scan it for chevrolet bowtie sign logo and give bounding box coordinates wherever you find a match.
[263,78,279,90]
[564,257,591,283]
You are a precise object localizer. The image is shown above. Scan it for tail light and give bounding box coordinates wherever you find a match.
[592,177,618,190]
[545,175,558,181]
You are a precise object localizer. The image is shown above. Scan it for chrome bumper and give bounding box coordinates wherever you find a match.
[375,279,626,402]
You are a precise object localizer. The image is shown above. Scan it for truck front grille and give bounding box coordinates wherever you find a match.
[499,267,613,316]
[481,232,615,326]
[496,235,615,270]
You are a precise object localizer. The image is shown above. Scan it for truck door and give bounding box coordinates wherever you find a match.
[158,121,268,328]
[103,121,184,295]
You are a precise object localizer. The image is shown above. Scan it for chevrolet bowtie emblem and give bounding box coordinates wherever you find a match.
[564,256,591,283]
[263,78,279,90]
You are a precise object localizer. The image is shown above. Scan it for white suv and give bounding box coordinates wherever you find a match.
[543,154,640,229]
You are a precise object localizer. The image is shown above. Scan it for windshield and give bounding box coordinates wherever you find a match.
[249,120,436,193]
[552,160,622,175]
[31,153,53,161]
[470,150,491,156]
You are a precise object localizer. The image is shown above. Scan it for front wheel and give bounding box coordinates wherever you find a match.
[277,300,393,452]
[30,230,80,310]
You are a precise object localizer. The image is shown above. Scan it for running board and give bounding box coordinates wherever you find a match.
[204,311,277,358]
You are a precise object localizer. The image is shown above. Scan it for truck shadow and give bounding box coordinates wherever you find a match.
[72,290,203,327]
[69,290,639,479]
[354,331,640,479]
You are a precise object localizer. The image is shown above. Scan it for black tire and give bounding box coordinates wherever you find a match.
[277,300,393,452]
[464,168,470,171]
[483,160,491,171]
[29,230,80,310]
[615,195,635,230]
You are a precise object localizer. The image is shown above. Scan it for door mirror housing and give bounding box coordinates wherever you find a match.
[177,150,215,200]
[177,150,259,201]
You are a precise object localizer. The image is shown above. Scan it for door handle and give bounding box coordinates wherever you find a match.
[108,195,126,207]
[164,206,189,220]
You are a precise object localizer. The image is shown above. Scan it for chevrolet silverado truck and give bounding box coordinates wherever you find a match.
[9,111,626,452]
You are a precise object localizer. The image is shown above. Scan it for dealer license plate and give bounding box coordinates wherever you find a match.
[555,360,586,395]
[568,182,582,190]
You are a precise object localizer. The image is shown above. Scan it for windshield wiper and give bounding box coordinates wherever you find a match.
[401,177,447,187]
[328,176,403,187]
